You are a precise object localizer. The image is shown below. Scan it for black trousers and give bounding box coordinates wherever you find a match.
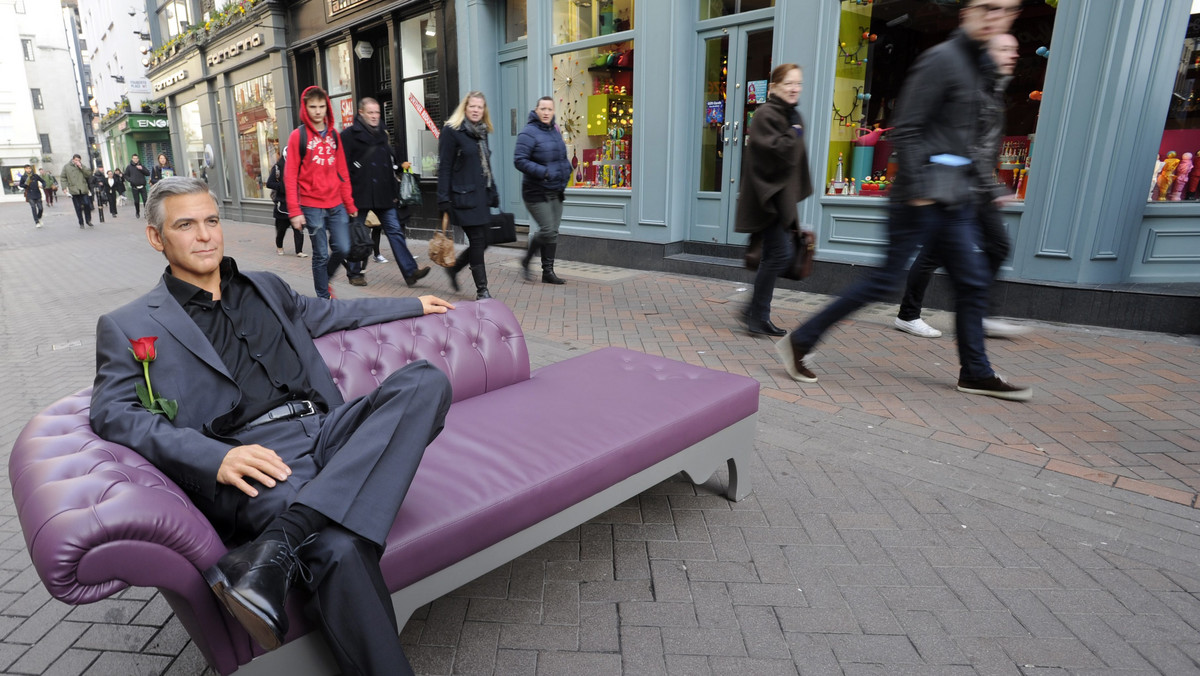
[70,194,93,225]
[897,201,1010,321]
[210,361,452,675]
[452,224,488,271]
[274,216,305,253]
[748,220,796,322]
[129,184,147,216]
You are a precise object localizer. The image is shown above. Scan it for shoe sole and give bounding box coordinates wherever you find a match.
[202,566,285,651]
[984,327,1031,338]
[774,335,818,383]
[747,326,786,338]
[894,324,941,338]
[955,384,1033,402]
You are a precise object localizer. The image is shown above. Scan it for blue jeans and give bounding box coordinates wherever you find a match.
[790,202,993,381]
[748,221,795,322]
[358,208,419,277]
[303,205,350,298]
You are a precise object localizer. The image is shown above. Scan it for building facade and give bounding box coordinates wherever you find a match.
[1,0,91,199]
[453,0,1199,334]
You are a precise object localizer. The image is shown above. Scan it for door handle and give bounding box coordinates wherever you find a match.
[721,123,729,145]
[732,121,740,145]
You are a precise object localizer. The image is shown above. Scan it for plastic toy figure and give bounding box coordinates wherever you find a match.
[1149,154,1165,201]
[1169,152,1193,201]
[1156,151,1179,201]
[1188,152,1200,200]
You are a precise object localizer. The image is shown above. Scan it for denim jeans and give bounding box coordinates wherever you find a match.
[359,208,419,277]
[28,198,43,224]
[898,200,1011,320]
[748,221,795,322]
[303,204,350,298]
[790,202,993,381]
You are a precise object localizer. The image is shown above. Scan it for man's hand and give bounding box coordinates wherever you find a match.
[419,296,455,315]
[401,161,412,170]
[992,193,1017,206]
[908,199,935,207]
[348,211,358,219]
[217,444,292,497]
[290,214,305,230]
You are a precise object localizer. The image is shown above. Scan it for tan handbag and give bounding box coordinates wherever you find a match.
[428,213,458,267]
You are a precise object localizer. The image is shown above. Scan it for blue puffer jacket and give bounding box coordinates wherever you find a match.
[513,111,572,202]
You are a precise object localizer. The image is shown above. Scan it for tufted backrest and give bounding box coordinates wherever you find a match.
[314,299,530,403]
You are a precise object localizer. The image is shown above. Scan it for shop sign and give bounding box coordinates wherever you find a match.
[328,0,370,18]
[154,70,189,91]
[128,78,151,94]
[134,118,169,129]
[409,93,440,139]
[206,33,264,67]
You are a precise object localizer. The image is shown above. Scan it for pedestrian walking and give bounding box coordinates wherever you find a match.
[150,153,175,185]
[61,154,94,228]
[19,163,46,228]
[893,32,1030,340]
[284,85,358,299]
[733,64,814,336]
[514,96,572,285]
[41,169,57,205]
[124,154,150,218]
[437,91,500,299]
[776,0,1032,401]
[109,169,126,217]
[342,97,431,288]
[265,150,307,258]
[91,169,111,223]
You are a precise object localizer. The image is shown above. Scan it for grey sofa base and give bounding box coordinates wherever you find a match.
[235,415,755,675]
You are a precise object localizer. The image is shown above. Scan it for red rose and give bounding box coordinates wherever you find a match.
[129,336,158,362]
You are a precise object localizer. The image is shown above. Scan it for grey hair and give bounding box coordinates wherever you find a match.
[146,176,218,234]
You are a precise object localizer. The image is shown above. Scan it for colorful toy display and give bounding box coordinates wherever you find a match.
[1169,152,1192,201]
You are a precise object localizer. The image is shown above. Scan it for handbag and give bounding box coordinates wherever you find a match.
[744,226,816,281]
[485,210,517,245]
[398,169,422,206]
[428,213,458,267]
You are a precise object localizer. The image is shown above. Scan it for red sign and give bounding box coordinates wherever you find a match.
[409,93,439,138]
[339,97,355,130]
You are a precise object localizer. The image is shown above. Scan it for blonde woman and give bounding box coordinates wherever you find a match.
[437,91,499,299]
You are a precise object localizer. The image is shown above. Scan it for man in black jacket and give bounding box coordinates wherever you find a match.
[124,154,151,218]
[341,98,431,287]
[777,0,1032,401]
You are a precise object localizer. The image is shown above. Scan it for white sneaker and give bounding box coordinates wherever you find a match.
[36,221,42,228]
[982,318,1031,338]
[277,249,286,255]
[894,317,942,338]
[296,251,309,258]
[373,254,388,263]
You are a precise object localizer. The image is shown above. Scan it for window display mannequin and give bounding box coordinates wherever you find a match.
[1169,152,1193,201]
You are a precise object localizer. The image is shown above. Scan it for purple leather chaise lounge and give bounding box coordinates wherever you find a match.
[10,300,760,674]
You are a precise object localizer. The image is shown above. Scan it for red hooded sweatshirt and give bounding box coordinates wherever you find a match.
[284,86,356,218]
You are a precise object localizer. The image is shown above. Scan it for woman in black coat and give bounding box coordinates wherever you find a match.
[733,63,813,337]
[437,91,500,299]
[513,96,572,284]
[90,169,111,223]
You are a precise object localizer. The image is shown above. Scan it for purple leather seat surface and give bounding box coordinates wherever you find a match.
[377,347,760,589]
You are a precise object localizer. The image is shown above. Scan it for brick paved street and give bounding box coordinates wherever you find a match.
[2,199,1199,675]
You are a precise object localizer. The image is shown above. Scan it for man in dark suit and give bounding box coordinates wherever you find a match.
[89,177,454,674]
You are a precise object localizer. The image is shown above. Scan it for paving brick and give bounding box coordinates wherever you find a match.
[660,627,747,657]
[78,652,172,676]
[619,625,668,676]
[41,649,98,676]
[535,650,622,675]
[578,602,619,653]
[450,621,500,675]
[9,621,89,674]
[73,623,155,652]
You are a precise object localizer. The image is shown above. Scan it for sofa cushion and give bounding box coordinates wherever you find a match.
[378,347,760,588]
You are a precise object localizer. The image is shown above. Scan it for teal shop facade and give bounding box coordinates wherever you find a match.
[455,0,1200,334]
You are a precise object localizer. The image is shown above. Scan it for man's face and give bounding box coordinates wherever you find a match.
[72,157,82,167]
[961,0,1021,43]
[306,97,327,126]
[360,102,381,127]
[131,155,140,165]
[989,33,1019,76]
[146,192,224,286]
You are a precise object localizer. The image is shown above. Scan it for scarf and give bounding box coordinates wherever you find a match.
[462,119,493,189]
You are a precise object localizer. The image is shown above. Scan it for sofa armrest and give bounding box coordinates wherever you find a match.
[10,389,226,605]
[316,299,530,403]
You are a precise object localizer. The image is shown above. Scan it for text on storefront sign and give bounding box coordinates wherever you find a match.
[154,70,188,91]
[206,33,264,67]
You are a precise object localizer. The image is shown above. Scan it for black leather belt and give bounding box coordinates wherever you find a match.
[242,400,317,430]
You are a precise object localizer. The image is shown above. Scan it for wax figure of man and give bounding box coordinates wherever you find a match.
[777,0,1032,401]
[341,97,432,288]
[90,177,455,674]
[285,86,358,299]
[894,33,1030,340]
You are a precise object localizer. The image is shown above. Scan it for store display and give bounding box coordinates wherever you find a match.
[1156,151,1179,201]
[1169,152,1193,200]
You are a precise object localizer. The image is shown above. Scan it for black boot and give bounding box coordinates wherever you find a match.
[520,237,541,282]
[202,535,313,651]
[447,255,467,293]
[541,242,566,285]
[470,264,491,299]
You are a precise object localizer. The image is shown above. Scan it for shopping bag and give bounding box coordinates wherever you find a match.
[428,213,458,267]
[398,169,423,206]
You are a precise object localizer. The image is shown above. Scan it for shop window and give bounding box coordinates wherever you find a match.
[553,0,633,45]
[825,1,1055,201]
[700,0,774,21]
[180,100,208,183]
[551,40,634,189]
[507,0,527,43]
[400,11,443,176]
[234,74,278,200]
[325,42,354,131]
[1152,9,1200,201]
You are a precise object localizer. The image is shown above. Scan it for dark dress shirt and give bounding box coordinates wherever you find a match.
[164,257,324,435]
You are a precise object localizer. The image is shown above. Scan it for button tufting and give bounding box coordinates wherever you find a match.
[440,350,446,356]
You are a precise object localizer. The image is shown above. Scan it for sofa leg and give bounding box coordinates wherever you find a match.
[725,457,751,502]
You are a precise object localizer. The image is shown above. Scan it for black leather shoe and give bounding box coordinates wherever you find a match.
[747,319,787,337]
[404,266,432,287]
[203,538,311,651]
